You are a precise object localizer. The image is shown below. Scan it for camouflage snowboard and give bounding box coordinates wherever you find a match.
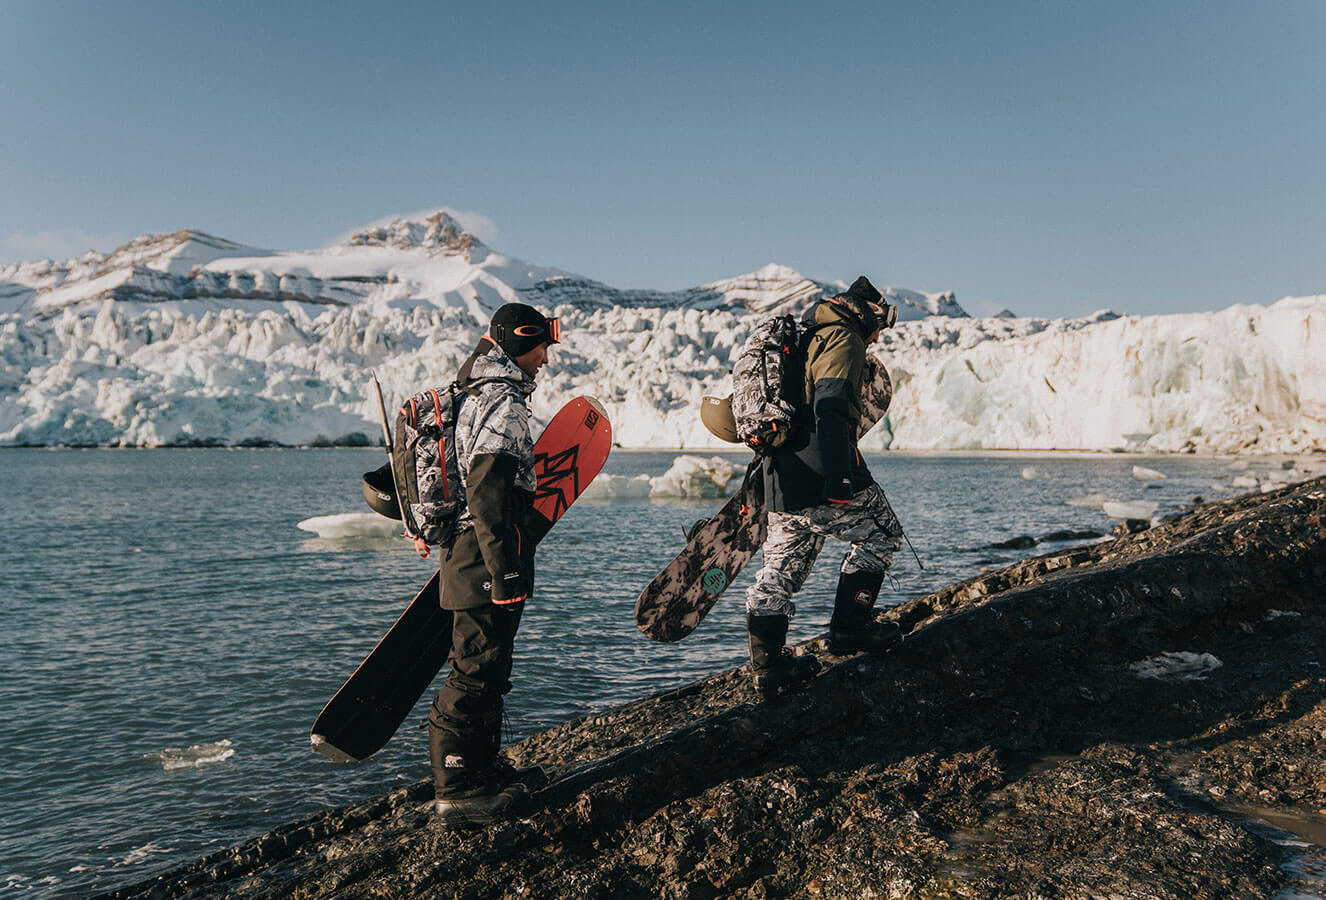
[635,357,893,643]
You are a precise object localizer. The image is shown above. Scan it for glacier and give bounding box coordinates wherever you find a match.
[0,210,1321,453]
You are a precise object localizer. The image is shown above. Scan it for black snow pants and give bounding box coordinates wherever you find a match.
[428,602,523,798]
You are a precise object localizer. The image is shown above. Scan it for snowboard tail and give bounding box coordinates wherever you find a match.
[311,397,612,762]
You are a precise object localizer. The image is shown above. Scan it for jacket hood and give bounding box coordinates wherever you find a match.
[806,294,877,340]
[463,340,536,396]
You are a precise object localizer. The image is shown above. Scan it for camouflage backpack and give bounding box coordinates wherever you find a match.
[729,315,820,453]
[392,385,466,547]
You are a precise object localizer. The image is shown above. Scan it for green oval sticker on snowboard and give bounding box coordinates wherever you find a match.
[701,567,728,595]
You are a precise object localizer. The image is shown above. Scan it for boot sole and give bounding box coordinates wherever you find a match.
[433,786,531,828]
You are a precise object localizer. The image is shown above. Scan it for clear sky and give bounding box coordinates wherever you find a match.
[1,1,1322,318]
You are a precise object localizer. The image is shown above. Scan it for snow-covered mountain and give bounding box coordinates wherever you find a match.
[0,211,1321,453]
[0,211,955,321]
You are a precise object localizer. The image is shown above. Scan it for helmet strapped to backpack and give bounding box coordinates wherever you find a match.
[730,314,808,453]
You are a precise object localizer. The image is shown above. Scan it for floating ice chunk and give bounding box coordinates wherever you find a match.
[1226,460,1250,471]
[1208,482,1228,492]
[296,513,399,538]
[1266,609,1301,620]
[1067,492,1111,509]
[108,842,179,866]
[1021,466,1040,480]
[649,455,740,499]
[145,739,235,771]
[1132,465,1167,481]
[1129,651,1222,681]
[1101,500,1157,520]
[581,473,652,500]
[1231,475,1259,489]
[582,456,740,501]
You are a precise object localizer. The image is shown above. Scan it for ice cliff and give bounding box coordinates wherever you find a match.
[0,211,1320,452]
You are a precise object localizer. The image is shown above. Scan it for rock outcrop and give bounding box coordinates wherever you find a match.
[100,477,1326,899]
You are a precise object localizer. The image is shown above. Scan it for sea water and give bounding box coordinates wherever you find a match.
[0,448,1302,897]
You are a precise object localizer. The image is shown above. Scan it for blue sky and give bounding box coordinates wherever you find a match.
[1,1,1322,317]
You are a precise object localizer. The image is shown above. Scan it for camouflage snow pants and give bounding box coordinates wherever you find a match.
[745,483,904,618]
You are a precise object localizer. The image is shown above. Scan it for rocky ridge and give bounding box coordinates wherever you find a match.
[100,477,1326,898]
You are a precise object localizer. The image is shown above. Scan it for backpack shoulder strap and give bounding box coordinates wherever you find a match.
[797,321,834,359]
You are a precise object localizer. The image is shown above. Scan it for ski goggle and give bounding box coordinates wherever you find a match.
[877,303,898,329]
[510,317,562,344]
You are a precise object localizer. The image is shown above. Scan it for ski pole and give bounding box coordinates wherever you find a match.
[878,486,925,571]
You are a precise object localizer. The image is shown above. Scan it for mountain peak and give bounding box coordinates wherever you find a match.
[343,211,484,260]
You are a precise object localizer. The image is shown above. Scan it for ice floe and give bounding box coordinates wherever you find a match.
[1067,493,1111,509]
[585,455,741,501]
[1101,500,1158,520]
[296,512,400,538]
[145,739,236,771]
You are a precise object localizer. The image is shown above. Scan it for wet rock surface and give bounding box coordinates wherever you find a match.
[101,477,1326,899]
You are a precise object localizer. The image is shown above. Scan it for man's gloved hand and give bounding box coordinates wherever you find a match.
[825,476,854,505]
[492,569,530,605]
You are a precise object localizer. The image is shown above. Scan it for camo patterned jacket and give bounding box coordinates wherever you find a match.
[450,341,537,604]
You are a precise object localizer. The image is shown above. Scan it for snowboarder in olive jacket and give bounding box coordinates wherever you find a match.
[745,276,905,697]
[430,302,558,828]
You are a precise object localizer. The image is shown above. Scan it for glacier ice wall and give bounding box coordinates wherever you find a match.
[0,295,1321,452]
[872,296,1324,453]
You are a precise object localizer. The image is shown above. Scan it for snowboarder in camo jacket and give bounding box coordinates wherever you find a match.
[430,302,560,828]
[745,275,905,697]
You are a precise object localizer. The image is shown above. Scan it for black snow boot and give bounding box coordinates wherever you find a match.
[747,613,821,699]
[433,779,531,829]
[828,570,902,655]
[430,708,533,828]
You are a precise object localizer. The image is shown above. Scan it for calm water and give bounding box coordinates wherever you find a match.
[0,448,1263,896]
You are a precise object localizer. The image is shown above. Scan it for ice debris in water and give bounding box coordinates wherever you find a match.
[1067,492,1111,509]
[1129,651,1223,681]
[1231,475,1260,489]
[581,473,653,501]
[108,842,178,867]
[648,455,740,499]
[584,455,740,501]
[1020,466,1040,480]
[146,740,235,771]
[1101,500,1158,520]
[1132,465,1167,481]
[296,513,400,538]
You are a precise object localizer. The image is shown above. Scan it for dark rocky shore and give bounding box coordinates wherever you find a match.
[102,477,1326,899]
